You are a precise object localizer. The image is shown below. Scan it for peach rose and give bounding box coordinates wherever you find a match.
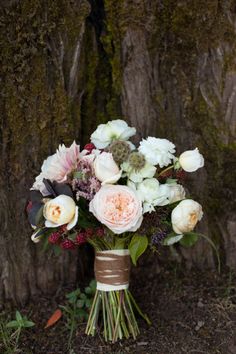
[89,185,143,234]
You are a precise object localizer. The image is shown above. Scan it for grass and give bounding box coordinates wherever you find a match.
[0,311,35,354]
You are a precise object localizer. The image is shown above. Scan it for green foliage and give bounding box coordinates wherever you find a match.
[6,311,35,329]
[129,234,148,265]
[180,233,199,247]
[0,311,35,353]
[60,280,96,349]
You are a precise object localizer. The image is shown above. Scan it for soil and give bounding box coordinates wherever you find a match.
[1,258,236,354]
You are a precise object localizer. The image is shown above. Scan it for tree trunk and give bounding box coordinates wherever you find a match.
[0,0,235,305]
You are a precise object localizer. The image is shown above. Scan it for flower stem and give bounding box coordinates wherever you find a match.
[86,289,143,342]
[157,164,174,177]
[112,291,122,342]
[101,292,107,341]
[128,290,151,325]
[85,289,99,335]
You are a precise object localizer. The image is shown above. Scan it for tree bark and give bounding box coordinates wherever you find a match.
[0,0,235,305]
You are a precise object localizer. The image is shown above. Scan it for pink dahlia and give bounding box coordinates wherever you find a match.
[32,141,80,195]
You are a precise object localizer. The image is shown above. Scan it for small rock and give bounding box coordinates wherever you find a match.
[197,301,204,308]
[195,320,205,331]
[137,342,148,346]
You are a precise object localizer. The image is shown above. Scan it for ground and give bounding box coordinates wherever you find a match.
[1,257,236,354]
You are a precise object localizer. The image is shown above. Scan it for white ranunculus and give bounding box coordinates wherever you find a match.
[94,152,122,185]
[121,160,156,183]
[136,178,170,213]
[171,199,203,234]
[178,148,204,172]
[168,183,186,204]
[43,195,78,230]
[138,137,176,167]
[90,119,136,149]
[156,184,171,206]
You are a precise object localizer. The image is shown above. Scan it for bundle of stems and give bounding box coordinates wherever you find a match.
[85,288,150,342]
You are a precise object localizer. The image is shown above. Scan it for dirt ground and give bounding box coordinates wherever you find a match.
[1,258,236,354]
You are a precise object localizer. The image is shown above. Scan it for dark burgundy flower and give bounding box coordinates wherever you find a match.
[48,232,61,245]
[60,239,76,250]
[76,232,87,245]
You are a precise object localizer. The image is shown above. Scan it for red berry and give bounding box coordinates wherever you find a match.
[85,228,93,237]
[96,227,105,237]
[60,239,76,250]
[48,232,61,244]
[176,169,186,180]
[84,143,95,153]
[76,232,87,245]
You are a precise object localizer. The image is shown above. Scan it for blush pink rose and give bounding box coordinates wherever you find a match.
[89,185,143,234]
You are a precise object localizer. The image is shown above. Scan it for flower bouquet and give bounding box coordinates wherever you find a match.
[27,119,206,342]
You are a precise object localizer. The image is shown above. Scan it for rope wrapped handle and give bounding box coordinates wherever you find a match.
[94,249,131,291]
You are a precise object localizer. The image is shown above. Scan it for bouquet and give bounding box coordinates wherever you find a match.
[27,119,205,342]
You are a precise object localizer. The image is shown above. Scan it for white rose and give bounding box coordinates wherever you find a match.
[136,178,170,213]
[43,195,78,230]
[171,199,203,234]
[178,148,204,172]
[121,160,156,183]
[138,137,176,167]
[94,152,122,185]
[168,183,186,203]
[90,119,136,149]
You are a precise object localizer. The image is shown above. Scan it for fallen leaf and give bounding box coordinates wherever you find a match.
[44,309,62,329]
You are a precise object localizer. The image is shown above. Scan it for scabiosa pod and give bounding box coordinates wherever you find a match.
[109,140,131,164]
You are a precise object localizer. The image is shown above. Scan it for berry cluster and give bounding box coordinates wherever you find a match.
[48,225,105,250]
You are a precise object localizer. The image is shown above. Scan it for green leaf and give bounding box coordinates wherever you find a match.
[180,233,198,247]
[66,289,81,303]
[23,321,35,328]
[35,205,44,226]
[128,235,148,265]
[53,245,62,256]
[114,237,126,250]
[166,178,178,184]
[77,299,85,308]
[163,234,183,246]
[85,298,93,308]
[6,320,19,328]
[88,280,96,294]
[68,232,77,241]
[80,293,86,300]
[16,311,22,322]
[77,309,87,319]
[84,286,92,295]
[42,236,50,252]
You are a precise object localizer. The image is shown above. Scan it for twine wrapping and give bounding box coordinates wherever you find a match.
[94,249,131,291]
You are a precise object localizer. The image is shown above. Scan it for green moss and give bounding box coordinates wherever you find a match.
[0,0,90,175]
